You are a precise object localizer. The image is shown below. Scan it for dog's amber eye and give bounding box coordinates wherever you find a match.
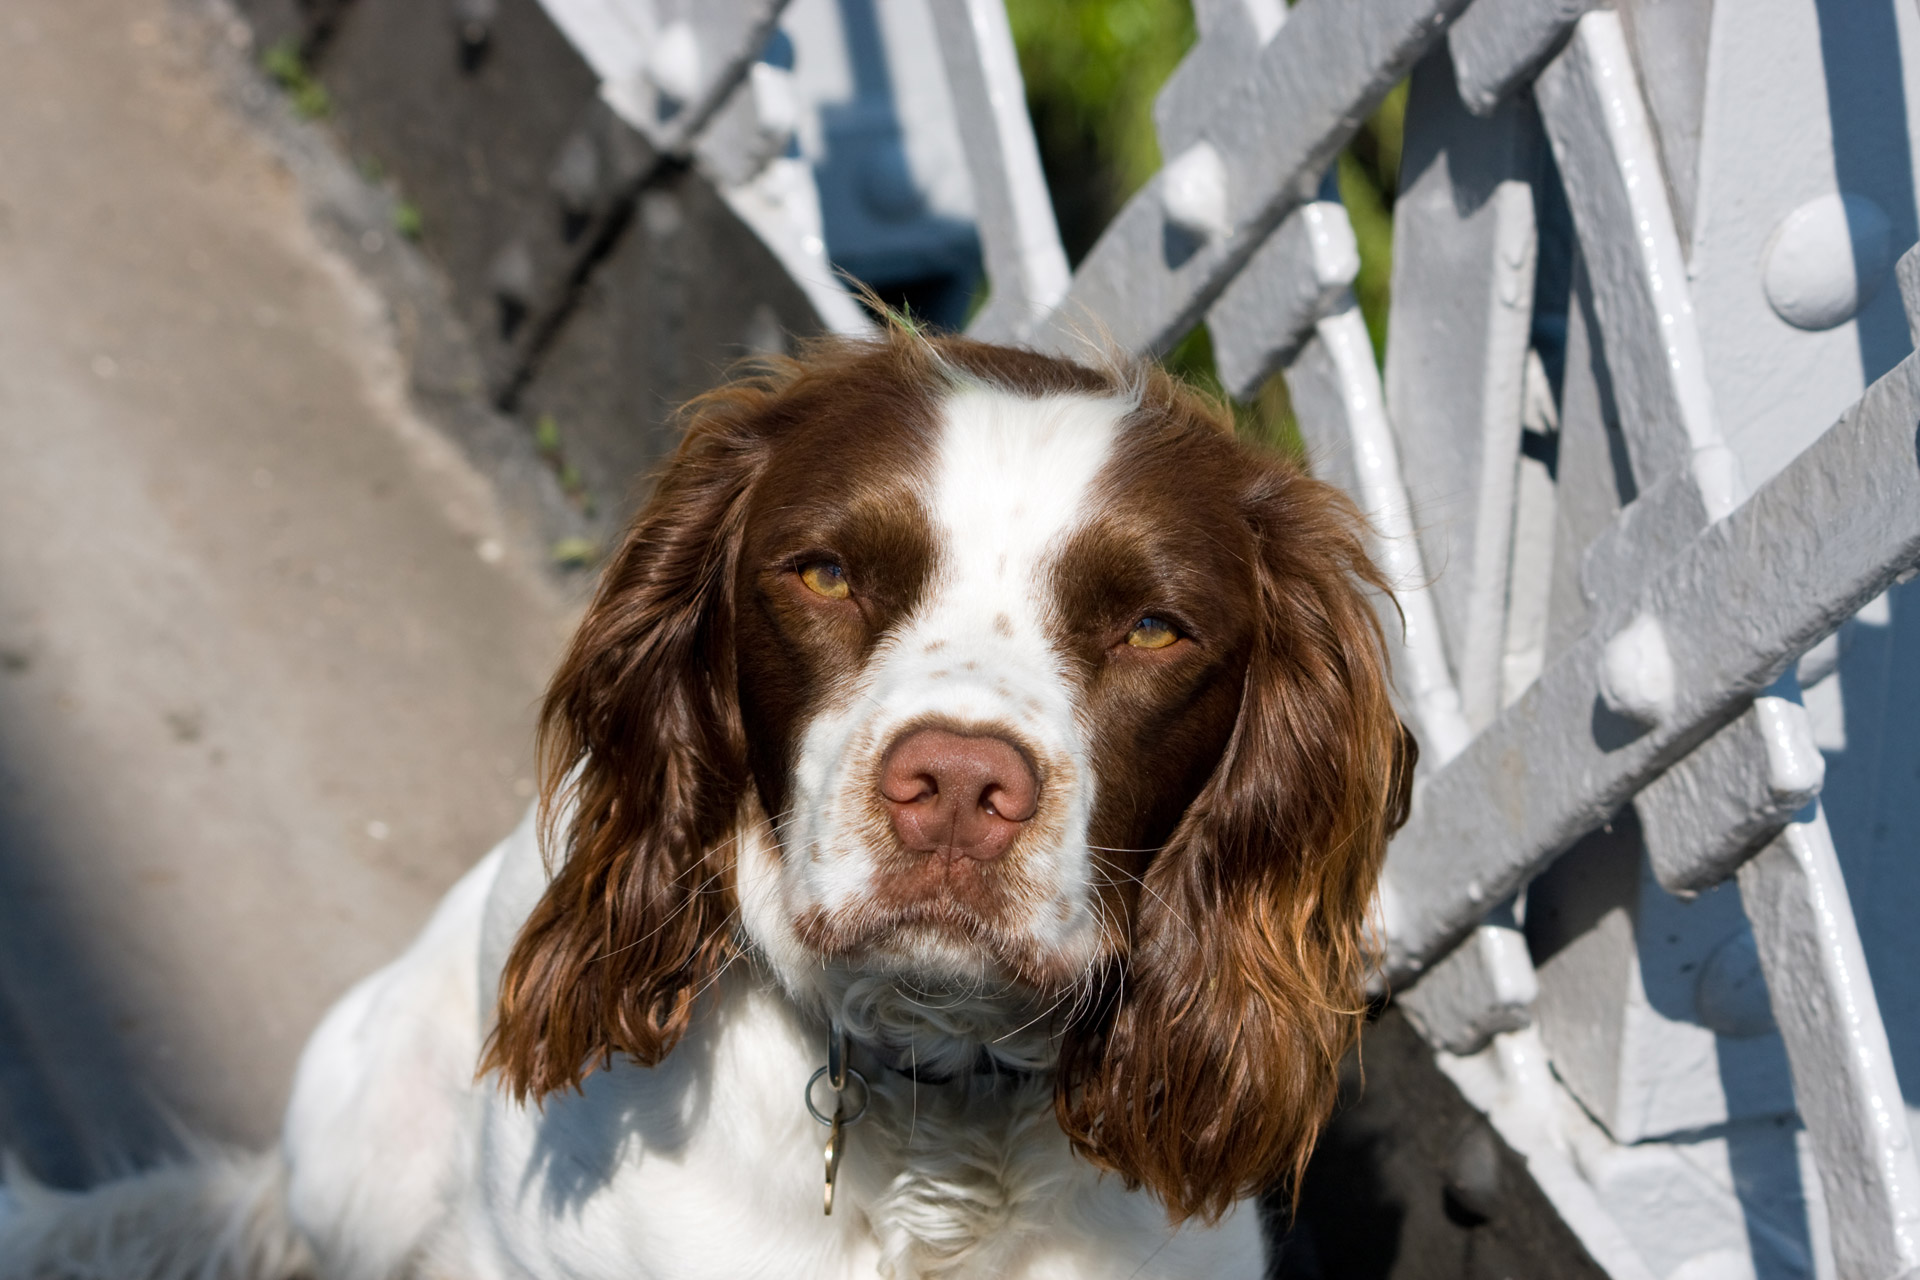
[1126,617,1179,649]
[799,561,851,600]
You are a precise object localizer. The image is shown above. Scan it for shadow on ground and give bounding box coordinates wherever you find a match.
[1267,1008,1609,1280]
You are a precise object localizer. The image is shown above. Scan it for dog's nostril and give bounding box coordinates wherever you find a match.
[878,728,1038,860]
[881,770,938,806]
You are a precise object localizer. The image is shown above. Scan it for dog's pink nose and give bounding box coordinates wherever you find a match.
[879,729,1038,861]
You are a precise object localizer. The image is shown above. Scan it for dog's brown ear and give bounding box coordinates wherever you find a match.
[1057,460,1414,1222]
[483,386,776,1101]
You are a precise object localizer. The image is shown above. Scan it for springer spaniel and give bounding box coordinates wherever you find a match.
[0,331,1413,1279]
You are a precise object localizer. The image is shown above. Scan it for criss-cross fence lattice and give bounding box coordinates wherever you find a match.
[524,2,1920,1274]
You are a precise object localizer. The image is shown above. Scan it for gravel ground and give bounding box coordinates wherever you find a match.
[0,0,583,1183]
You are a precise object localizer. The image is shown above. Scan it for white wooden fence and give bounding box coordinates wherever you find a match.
[524,2,1920,1275]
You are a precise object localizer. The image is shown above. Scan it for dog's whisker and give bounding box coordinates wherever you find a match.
[1085,853,1199,951]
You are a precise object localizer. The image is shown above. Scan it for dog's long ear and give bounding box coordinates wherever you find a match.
[1058,459,1416,1222]
[483,385,774,1101]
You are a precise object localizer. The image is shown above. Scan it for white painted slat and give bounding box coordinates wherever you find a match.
[1499,350,1558,704]
[1740,812,1920,1280]
[1380,346,1920,980]
[1285,299,1474,764]
[1575,465,1714,630]
[931,0,1071,341]
[714,157,873,336]
[1684,0,1894,492]
[537,0,792,154]
[1447,0,1594,117]
[1436,1029,1663,1280]
[1532,12,1741,519]
[1381,50,1539,729]
[1398,921,1538,1055]
[1431,24,1913,1254]
[1207,200,1358,400]
[1152,0,1287,161]
[1531,31,1916,1273]
[533,0,653,92]
[1636,696,1825,896]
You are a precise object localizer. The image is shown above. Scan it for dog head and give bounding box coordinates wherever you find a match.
[485,330,1414,1219]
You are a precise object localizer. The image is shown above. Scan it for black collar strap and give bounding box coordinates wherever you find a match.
[873,1044,1041,1086]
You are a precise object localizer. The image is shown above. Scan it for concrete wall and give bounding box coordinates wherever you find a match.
[232,0,823,536]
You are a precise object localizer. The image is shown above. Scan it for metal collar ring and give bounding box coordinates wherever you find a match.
[805,1063,871,1127]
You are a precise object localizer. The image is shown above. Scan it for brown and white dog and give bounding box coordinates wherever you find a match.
[0,330,1413,1280]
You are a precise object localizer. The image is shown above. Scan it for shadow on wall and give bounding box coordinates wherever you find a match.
[1822,586,1920,1115]
[1814,0,1918,383]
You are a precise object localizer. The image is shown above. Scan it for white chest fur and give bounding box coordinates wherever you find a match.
[285,815,1263,1280]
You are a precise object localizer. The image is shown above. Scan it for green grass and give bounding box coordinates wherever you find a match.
[1005,0,1194,261]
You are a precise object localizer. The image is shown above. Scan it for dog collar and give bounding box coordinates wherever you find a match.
[802,1021,1047,1214]
[876,1045,1025,1085]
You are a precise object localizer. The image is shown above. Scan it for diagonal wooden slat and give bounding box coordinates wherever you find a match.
[536,0,791,154]
[1207,197,1359,399]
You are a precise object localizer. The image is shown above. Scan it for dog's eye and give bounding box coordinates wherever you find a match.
[799,561,851,600]
[1126,617,1179,650]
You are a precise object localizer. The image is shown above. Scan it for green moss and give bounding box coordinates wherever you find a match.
[530,414,596,517]
[392,200,424,242]
[262,39,330,120]
[550,537,599,569]
[534,413,562,458]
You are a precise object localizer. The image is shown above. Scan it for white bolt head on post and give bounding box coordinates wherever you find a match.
[1754,696,1825,803]
[1598,613,1676,727]
[1688,442,1747,525]
[1159,141,1232,242]
[1761,192,1895,332]
[747,62,798,147]
[646,21,703,108]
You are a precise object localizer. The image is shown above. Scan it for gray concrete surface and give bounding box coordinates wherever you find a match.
[0,0,580,1183]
